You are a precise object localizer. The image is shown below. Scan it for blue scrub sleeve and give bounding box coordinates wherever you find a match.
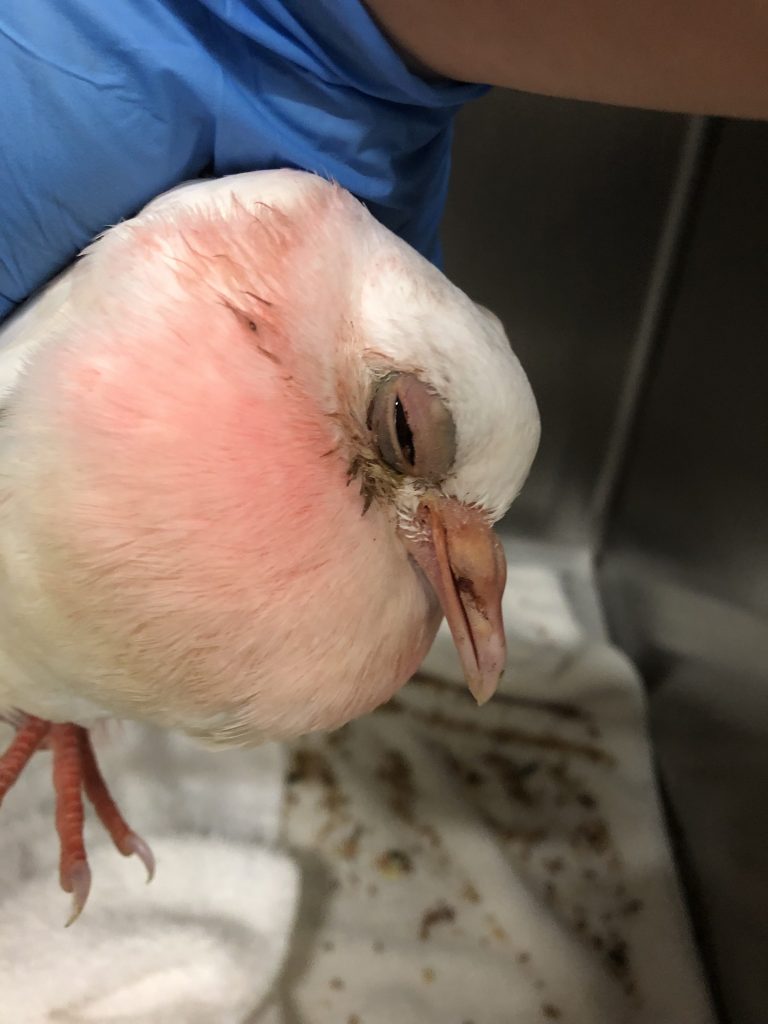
[0,0,488,322]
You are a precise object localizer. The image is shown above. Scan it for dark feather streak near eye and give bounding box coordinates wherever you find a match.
[394,395,415,467]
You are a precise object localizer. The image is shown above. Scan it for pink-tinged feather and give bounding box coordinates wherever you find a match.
[0,182,440,741]
[0,169,539,923]
[0,168,538,747]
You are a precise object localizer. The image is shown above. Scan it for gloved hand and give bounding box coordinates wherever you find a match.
[0,0,487,322]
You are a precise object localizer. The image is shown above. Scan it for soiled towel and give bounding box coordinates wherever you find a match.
[272,554,716,1024]
[0,546,715,1024]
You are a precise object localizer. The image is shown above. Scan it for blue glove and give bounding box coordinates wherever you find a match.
[0,0,487,322]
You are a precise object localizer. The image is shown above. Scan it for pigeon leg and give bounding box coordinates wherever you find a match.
[50,723,91,926]
[78,728,155,882]
[0,715,50,804]
[2,718,155,924]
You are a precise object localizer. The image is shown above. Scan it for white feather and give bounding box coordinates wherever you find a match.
[0,170,539,738]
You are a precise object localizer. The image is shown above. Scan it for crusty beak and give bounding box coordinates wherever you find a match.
[403,497,507,704]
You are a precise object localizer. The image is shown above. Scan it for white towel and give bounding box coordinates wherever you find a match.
[275,553,716,1024]
[0,547,715,1024]
[0,726,298,1023]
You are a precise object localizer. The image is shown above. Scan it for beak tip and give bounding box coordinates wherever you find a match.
[468,672,502,707]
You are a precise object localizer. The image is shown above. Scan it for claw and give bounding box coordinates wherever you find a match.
[79,729,155,883]
[121,830,156,883]
[1,718,154,922]
[64,860,92,927]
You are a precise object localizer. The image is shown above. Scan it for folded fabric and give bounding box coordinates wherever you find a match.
[0,725,298,1023]
[0,549,716,1024]
[275,554,716,1024]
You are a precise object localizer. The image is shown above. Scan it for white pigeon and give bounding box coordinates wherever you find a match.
[0,169,539,921]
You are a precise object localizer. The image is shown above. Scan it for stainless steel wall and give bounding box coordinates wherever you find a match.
[603,119,768,623]
[442,90,685,542]
[443,95,768,1024]
[600,119,768,1024]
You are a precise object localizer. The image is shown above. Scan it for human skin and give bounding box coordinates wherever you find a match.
[365,0,768,120]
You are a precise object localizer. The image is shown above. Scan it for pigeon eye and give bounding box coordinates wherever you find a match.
[368,372,456,482]
[394,396,415,467]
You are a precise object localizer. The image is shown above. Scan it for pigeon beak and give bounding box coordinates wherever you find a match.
[402,496,507,705]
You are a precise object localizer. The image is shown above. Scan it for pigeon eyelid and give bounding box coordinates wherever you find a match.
[368,372,456,482]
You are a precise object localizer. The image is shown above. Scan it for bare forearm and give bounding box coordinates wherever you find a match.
[365,0,768,119]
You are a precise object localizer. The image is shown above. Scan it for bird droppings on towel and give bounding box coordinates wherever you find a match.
[277,558,715,1024]
[0,555,715,1024]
